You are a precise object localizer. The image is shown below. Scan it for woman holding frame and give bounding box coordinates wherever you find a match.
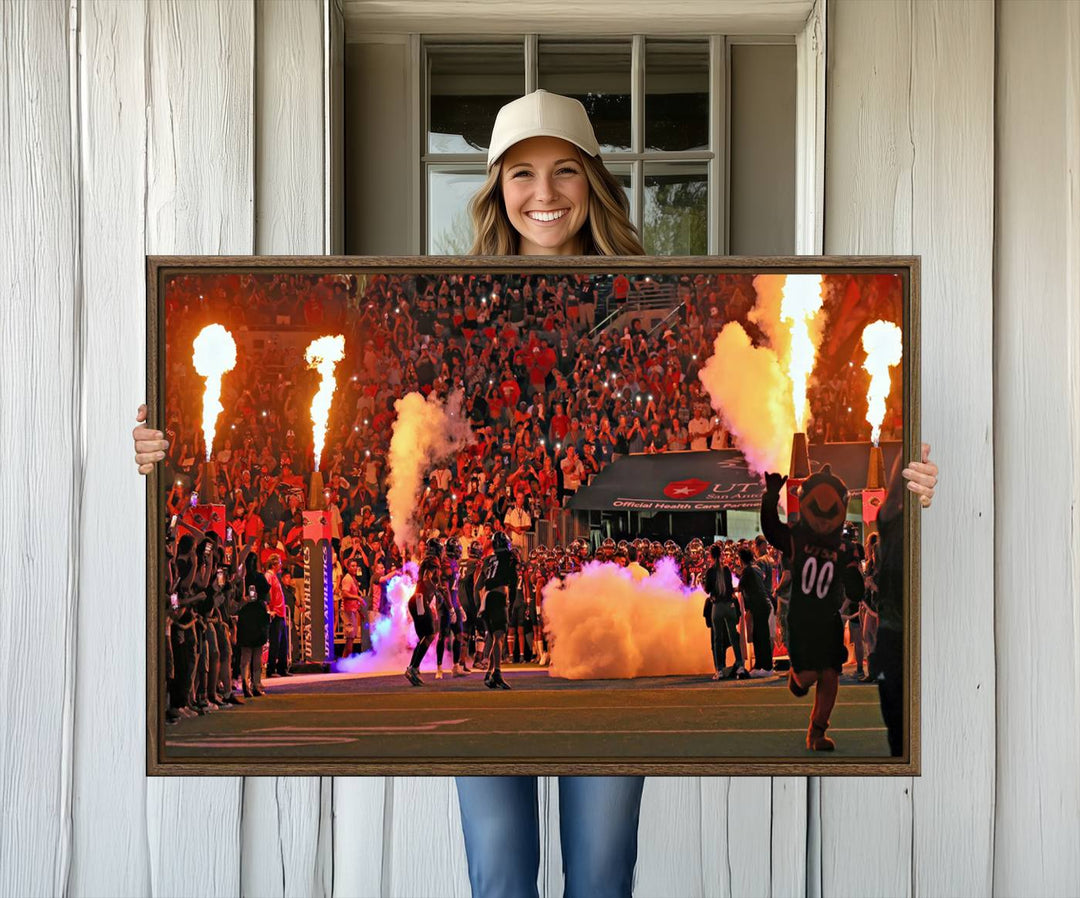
[133,89,939,897]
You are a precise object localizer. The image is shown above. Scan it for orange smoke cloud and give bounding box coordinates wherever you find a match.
[387,390,474,550]
[697,323,794,477]
[541,558,713,679]
[698,274,826,476]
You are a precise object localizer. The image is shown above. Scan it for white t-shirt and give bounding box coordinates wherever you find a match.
[561,456,585,491]
[430,466,452,491]
[709,422,728,450]
[688,417,712,451]
[504,506,532,550]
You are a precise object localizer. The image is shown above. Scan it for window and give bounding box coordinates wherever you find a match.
[421,36,795,256]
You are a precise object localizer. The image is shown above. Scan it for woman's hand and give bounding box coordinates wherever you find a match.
[903,442,938,509]
[134,404,170,475]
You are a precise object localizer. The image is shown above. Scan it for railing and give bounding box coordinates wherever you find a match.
[589,281,681,338]
[527,508,589,555]
[647,300,688,339]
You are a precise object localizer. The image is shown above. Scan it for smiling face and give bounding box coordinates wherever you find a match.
[500,136,590,256]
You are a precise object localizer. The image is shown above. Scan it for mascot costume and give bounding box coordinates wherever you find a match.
[761,465,851,751]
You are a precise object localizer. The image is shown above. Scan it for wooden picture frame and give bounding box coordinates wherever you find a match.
[146,255,920,776]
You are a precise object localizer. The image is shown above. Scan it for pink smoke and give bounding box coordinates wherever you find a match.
[333,562,439,674]
[540,557,714,679]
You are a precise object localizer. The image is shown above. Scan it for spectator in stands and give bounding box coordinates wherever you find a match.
[559,445,586,501]
[264,554,290,677]
[504,492,532,554]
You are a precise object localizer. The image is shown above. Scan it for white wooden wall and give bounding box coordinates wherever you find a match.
[1,1,1077,896]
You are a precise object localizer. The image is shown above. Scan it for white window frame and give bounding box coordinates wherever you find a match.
[401,1,825,256]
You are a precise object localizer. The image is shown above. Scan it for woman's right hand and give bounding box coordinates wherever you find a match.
[133,403,170,475]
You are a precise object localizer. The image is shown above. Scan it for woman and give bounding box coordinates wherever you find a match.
[445,90,646,898]
[704,542,744,681]
[132,89,940,898]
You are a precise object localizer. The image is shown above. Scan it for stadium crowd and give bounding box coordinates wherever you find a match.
[160,270,898,719]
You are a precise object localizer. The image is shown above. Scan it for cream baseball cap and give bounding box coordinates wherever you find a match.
[486,90,601,169]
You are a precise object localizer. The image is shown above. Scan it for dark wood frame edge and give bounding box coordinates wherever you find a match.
[144,254,922,777]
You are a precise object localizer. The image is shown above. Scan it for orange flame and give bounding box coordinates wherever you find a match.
[191,324,237,461]
[860,320,902,445]
[305,335,346,472]
[779,274,825,433]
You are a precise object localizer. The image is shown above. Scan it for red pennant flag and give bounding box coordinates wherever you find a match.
[303,510,332,542]
[182,504,226,540]
[862,489,886,523]
[785,478,804,517]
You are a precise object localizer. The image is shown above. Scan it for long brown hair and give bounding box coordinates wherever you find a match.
[468,149,645,256]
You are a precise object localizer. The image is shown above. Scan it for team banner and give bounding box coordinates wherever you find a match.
[568,443,902,513]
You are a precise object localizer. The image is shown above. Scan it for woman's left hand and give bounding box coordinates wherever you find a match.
[902,442,938,509]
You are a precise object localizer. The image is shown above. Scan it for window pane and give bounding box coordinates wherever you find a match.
[729,44,796,254]
[428,44,524,154]
[428,167,487,254]
[645,40,709,152]
[538,41,631,153]
[643,163,708,255]
[605,163,634,217]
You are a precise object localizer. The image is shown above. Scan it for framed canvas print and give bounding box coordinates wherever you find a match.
[146,256,920,776]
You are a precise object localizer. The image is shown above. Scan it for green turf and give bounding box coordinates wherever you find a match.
[165,667,892,761]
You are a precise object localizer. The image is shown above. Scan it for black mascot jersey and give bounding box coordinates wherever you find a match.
[761,466,850,673]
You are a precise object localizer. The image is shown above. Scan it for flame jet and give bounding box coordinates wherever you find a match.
[305,335,346,472]
[192,324,237,461]
[697,274,826,477]
[779,274,826,433]
[860,320,902,445]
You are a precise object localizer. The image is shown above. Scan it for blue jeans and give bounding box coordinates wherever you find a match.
[455,776,646,898]
[267,615,289,675]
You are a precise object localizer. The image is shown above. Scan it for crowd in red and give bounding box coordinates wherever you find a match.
[161,269,902,558]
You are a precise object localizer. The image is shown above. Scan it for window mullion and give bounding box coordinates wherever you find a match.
[417,37,427,253]
[631,34,645,233]
[709,34,726,256]
[525,34,537,93]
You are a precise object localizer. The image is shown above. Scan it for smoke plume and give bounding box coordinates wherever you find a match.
[698,274,826,477]
[540,557,714,679]
[333,563,441,674]
[698,323,794,476]
[387,390,474,550]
